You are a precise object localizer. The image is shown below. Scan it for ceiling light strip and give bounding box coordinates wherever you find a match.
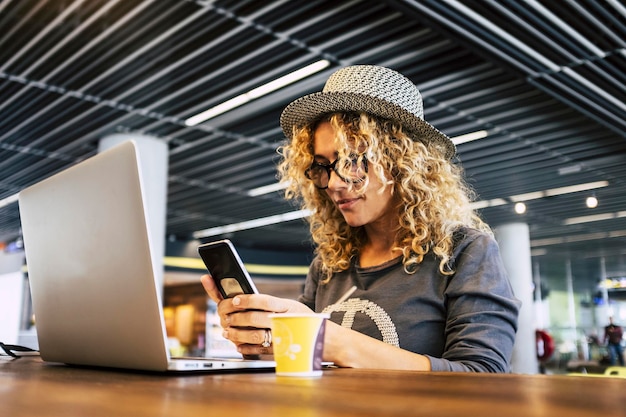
[185,60,330,126]
[469,198,507,210]
[544,181,609,197]
[0,193,19,209]
[193,209,314,239]
[450,130,488,145]
[531,230,626,247]
[508,180,609,203]
[564,211,626,226]
[248,181,291,197]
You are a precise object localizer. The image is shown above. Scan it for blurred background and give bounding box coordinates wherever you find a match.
[0,0,625,373]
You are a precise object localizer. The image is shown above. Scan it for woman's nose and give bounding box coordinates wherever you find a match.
[326,168,346,190]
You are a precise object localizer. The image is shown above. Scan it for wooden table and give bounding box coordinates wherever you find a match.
[1,356,623,416]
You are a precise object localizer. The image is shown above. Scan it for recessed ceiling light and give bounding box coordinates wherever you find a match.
[586,195,598,208]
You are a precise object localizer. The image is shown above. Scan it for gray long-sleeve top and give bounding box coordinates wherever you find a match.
[298,227,521,372]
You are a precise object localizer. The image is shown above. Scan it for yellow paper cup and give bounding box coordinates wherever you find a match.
[269,313,329,377]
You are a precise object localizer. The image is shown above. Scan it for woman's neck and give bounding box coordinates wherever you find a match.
[359,227,401,268]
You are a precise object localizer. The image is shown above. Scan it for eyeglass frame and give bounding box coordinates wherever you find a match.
[304,156,368,190]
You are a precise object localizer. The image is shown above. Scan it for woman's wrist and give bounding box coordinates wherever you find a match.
[323,320,431,370]
[323,321,357,367]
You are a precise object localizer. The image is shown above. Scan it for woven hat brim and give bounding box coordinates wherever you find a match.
[280,91,456,159]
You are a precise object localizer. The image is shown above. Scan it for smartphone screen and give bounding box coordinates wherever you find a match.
[198,239,259,298]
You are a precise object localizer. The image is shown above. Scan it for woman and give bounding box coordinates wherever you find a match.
[201,65,520,372]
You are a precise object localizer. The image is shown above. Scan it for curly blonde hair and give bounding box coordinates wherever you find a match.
[277,113,490,282]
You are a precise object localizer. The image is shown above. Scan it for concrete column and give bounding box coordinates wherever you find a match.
[565,259,577,328]
[494,222,538,374]
[99,134,168,294]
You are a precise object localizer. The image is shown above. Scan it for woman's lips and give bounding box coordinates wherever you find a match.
[336,198,359,210]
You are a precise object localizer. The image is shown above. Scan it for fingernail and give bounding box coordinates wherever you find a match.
[222,330,228,338]
[233,297,241,306]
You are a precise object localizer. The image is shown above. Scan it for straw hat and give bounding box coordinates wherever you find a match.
[280,65,455,159]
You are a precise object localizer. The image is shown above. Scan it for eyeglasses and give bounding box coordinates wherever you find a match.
[305,156,368,189]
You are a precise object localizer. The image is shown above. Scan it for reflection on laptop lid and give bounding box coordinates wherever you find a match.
[19,140,274,372]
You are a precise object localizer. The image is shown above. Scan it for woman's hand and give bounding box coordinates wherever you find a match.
[200,274,312,356]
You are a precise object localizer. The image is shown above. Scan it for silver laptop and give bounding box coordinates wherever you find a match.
[19,140,274,372]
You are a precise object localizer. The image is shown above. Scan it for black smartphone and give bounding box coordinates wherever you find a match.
[198,239,259,298]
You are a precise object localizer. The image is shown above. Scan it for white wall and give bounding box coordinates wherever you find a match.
[0,251,26,344]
